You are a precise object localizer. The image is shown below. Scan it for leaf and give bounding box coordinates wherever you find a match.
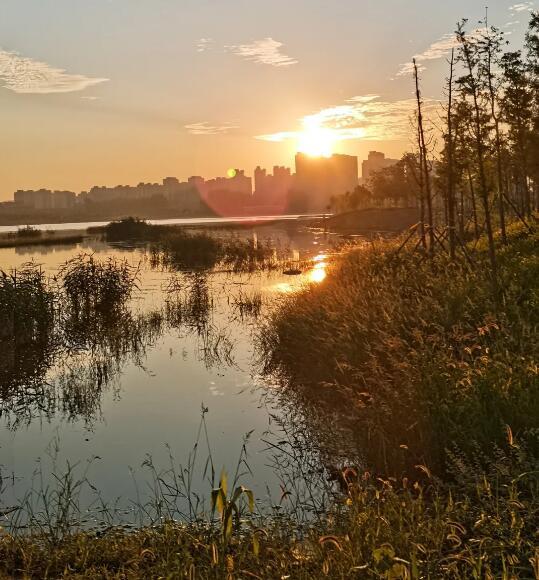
[220,468,228,496]
[252,533,260,557]
[223,509,233,541]
[243,488,255,512]
[319,536,343,551]
[211,488,226,515]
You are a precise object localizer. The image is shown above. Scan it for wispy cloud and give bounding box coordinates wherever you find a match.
[0,49,108,94]
[510,2,534,12]
[196,38,214,53]
[396,27,486,77]
[257,95,436,144]
[185,121,238,135]
[227,38,297,67]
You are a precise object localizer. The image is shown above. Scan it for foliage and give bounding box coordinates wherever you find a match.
[60,253,138,314]
[0,449,536,578]
[261,223,539,478]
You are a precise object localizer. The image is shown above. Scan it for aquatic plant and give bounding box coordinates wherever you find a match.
[102,217,160,242]
[60,253,139,314]
[231,289,264,320]
[0,265,57,394]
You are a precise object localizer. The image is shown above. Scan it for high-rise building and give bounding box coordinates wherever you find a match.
[361,151,399,181]
[294,153,358,211]
[253,165,293,211]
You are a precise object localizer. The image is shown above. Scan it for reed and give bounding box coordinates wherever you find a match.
[260,222,539,478]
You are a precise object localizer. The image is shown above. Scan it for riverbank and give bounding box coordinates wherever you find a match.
[0,229,88,248]
[263,221,539,477]
[313,207,419,234]
[1,222,536,578]
[0,213,327,235]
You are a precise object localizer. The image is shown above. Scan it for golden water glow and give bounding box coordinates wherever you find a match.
[309,260,327,283]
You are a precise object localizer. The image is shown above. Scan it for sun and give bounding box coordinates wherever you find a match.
[296,126,336,158]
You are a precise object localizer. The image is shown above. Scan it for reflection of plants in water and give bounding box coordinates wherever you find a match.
[0,258,240,427]
[165,273,235,369]
[150,230,279,273]
[0,258,157,428]
[55,308,165,423]
[230,288,263,321]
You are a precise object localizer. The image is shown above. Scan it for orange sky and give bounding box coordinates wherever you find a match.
[0,0,532,199]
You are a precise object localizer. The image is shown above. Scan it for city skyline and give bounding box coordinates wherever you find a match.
[8,149,393,199]
[0,0,535,200]
[10,150,381,217]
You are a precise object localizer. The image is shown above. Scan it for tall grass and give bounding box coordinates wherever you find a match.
[0,265,57,394]
[60,253,139,314]
[0,425,537,578]
[261,223,539,479]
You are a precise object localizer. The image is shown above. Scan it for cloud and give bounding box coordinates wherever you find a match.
[257,95,437,144]
[396,27,486,77]
[0,48,109,94]
[80,95,100,101]
[227,38,297,67]
[196,38,214,52]
[185,121,238,135]
[509,2,534,12]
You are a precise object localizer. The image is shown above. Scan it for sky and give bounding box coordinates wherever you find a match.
[0,0,536,199]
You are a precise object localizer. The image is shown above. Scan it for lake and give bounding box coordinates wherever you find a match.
[0,213,328,234]
[0,222,339,526]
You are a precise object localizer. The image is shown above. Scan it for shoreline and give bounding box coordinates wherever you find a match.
[0,213,327,235]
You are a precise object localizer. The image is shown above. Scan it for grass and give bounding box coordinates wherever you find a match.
[0,265,57,393]
[1,222,537,578]
[98,218,279,272]
[261,222,539,479]
[60,253,139,314]
[0,445,536,578]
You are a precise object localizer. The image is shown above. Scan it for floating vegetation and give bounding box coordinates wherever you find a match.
[154,231,223,271]
[101,216,159,242]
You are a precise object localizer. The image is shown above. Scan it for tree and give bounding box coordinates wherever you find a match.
[456,20,498,278]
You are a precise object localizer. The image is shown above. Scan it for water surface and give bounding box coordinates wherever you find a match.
[0,224,336,522]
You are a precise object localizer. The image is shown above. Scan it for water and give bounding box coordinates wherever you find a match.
[0,213,328,234]
[0,223,336,523]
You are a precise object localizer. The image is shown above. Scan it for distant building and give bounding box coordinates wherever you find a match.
[361,151,399,182]
[294,153,358,211]
[52,190,77,209]
[14,189,76,210]
[201,169,253,215]
[253,165,293,211]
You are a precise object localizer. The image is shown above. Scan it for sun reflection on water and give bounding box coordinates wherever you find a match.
[309,262,327,283]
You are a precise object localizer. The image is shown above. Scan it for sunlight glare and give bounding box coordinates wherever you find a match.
[296,125,336,158]
[309,261,327,283]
